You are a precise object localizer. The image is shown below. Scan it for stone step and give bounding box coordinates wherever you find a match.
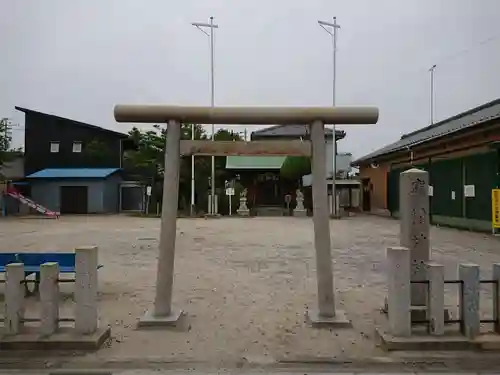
[255,206,284,217]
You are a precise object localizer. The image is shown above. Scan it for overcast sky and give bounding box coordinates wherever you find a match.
[2,0,500,158]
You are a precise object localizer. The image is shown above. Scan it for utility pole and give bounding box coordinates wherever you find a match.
[429,64,437,125]
[318,17,341,217]
[192,16,218,215]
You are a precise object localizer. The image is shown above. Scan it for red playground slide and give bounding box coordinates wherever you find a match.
[5,186,60,218]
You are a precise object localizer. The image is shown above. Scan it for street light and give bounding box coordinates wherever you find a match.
[318,17,341,217]
[192,17,219,215]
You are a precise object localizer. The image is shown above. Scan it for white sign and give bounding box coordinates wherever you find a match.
[451,191,456,200]
[146,186,152,196]
[464,184,475,198]
[428,185,434,197]
[225,188,235,196]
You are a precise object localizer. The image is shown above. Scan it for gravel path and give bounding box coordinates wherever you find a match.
[0,214,499,367]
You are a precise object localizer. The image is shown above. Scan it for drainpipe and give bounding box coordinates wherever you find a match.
[407,146,414,166]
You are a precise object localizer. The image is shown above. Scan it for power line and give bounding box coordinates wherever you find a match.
[353,32,500,99]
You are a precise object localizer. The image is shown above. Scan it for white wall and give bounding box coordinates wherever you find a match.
[303,140,352,186]
[325,140,352,178]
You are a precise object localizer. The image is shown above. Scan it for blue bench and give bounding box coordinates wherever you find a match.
[0,252,103,295]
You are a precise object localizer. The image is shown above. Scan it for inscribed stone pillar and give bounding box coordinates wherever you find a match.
[139,119,183,326]
[399,168,430,307]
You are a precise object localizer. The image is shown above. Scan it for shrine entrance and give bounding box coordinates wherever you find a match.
[254,172,281,206]
[114,104,378,328]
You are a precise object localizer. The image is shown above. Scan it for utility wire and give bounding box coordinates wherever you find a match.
[353,32,500,98]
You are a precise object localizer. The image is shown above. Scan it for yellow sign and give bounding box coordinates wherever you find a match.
[492,189,500,228]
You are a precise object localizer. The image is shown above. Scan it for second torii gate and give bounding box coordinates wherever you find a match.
[114,105,379,328]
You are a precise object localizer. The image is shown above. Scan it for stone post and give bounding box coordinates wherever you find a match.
[5,263,25,335]
[75,246,98,334]
[459,263,480,339]
[386,246,411,337]
[399,168,430,309]
[139,120,183,327]
[427,262,444,335]
[40,262,59,336]
[493,263,500,334]
[307,120,350,327]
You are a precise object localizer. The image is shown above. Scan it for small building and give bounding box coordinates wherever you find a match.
[3,107,143,216]
[225,124,346,215]
[352,98,500,231]
[25,168,122,214]
[16,106,133,175]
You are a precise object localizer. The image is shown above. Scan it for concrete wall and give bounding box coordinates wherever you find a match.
[31,177,121,213]
[302,141,352,186]
[103,175,121,213]
[0,157,24,179]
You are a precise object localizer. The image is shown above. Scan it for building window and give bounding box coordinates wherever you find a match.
[72,142,82,153]
[50,142,60,153]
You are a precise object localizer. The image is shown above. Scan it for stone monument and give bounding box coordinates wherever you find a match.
[293,188,307,217]
[400,168,430,310]
[237,188,250,216]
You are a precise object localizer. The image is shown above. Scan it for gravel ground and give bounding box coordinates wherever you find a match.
[0,214,499,368]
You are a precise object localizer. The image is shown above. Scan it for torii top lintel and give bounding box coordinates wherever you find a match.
[113,105,379,125]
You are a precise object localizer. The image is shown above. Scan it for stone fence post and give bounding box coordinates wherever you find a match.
[427,262,444,335]
[40,262,59,336]
[5,263,25,335]
[75,246,98,335]
[493,263,500,334]
[459,263,480,339]
[386,246,411,337]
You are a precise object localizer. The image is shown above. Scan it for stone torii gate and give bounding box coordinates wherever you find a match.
[114,105,379,328]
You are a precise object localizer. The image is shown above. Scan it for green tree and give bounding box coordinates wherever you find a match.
[0,118,14,180]
[124,123,211,213]
[212,128,243,188]
[0,118,12,166]
[123,125,245,214]
[280,156,311,181]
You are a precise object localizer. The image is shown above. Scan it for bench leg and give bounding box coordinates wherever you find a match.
[34,272,40,295]
[22,272,40,297]
[23,278,30,297]
[23,272,31,297]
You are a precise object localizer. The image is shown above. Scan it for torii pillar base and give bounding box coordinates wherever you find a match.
[307,309,352,328]
[137,309,184,329]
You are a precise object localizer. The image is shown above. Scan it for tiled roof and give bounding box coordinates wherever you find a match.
[251,124,345,139]
[15,106,129,138]
[26,168,120,179]
[353,98,500,165]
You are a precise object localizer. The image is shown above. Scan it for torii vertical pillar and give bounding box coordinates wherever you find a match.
[307,120,351,327]
[138,120,183,327]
